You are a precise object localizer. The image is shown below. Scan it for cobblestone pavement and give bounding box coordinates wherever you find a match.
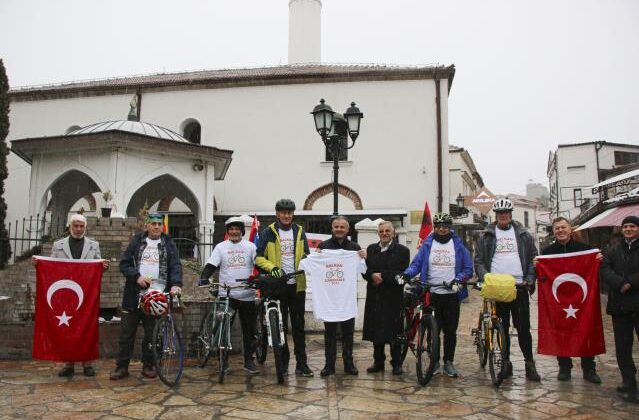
[2,292,639,419]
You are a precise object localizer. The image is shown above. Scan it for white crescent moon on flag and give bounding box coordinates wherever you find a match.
[552,273,588,303]
[46,279,84,310]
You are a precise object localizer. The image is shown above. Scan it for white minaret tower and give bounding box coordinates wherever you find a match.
[288,0,322,64]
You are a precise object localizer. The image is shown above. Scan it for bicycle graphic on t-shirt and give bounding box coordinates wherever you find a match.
[227,255,246,265]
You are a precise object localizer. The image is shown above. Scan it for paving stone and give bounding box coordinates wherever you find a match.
[159,405,218,419]
[111,401,165,419]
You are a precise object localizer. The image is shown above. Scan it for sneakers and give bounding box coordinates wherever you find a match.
[142,365,157,379]
[443,361,459,377]
[583,369,601,384]
[83,366,96,377]
[243,360,260,375]
[58,366,74,377]
[557,367,571,381]
[525,360,541,382]
[366,364,384,373]
[295,363,314,377]
[109,367,129,380]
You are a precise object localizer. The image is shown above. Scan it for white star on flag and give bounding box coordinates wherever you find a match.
[56,311,72,326]
[563,304,579,319]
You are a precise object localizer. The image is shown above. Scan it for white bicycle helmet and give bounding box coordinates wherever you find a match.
[492,198,514,212]
[225,216,245,236]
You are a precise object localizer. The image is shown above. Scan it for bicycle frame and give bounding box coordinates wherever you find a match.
[401,284,435,353]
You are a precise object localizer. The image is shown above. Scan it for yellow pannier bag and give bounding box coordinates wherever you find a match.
[480,273,517,303]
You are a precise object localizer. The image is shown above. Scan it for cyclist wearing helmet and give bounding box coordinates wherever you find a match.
[475,198,540,381]
[255,199,313,377]
[198,216,260,374]
[112,212,182,380]
[401,212,473,377]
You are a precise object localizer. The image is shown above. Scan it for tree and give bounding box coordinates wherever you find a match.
[0,59,12,268]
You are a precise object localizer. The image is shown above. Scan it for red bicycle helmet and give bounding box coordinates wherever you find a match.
[141,290,168,316]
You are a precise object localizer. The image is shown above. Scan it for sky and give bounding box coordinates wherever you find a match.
[1,0,638,196]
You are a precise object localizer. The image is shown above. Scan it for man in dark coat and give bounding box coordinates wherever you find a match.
[601,215,639,402]
[540,216,602,384]
[362,221,410,375]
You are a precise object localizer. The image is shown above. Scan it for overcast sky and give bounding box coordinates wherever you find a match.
[1,0,638,196]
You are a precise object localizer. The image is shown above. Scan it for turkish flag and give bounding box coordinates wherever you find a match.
[33,257,103,361]
[536,249,605,357]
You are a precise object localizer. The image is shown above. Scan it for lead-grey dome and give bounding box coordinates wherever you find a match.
[67,120,188,142]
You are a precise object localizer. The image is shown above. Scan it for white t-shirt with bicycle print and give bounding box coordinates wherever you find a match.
[427,240,456,294]
[207,239,257,301]
[491,226,524,284]
[278,228,296,285]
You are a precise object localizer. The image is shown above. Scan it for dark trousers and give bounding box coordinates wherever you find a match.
[324,318,355,368]
[373,342,402,367]
[280,285,307,366]
[431,293,461,362]
[612,312,639,386]
[557,356,595,371]
[496,288,534,362]
[116,308,156,369]
[230,299,257,362]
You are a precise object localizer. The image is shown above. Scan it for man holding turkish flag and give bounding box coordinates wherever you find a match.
[536,248,605,364]
[33,257,103,363]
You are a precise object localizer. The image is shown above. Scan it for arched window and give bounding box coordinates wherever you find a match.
[182,119,201,144]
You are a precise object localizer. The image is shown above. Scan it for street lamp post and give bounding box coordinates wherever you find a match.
[311,99,363,216]
[454,193,469,219]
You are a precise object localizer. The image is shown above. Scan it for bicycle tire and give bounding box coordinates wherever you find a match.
[416,314,439,386]
[398,308,411,364]
[476,315,488,368]
[217,316,229,384]
[152,317,184,387]
[488,319,507,387]
[255,308,268,364]
[269,309,286,384]
[196,307,215,368]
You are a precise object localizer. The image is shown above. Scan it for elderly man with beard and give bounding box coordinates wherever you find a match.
[362,221,410,375]
[34,213,109,377]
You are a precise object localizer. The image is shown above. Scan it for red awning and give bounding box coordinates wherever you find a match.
[576,204,639,230]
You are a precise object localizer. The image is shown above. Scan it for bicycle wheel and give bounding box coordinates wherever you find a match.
[152,316,184,387]
[488,319,507,387]
[398,309,411,364]
[217,316,230,384]
[255,309,268,364]
[416,314,439,386]
[475,315,488,368]
[269,309,286,384]
[196,307,215,368]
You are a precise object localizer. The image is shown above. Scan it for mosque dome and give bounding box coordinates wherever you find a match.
[66,120,188,142]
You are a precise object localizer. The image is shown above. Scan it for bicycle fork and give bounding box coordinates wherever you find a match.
[264,300,285,348]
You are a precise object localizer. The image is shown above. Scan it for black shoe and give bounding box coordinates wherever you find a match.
[557,367,571,381]
[320,366,335,377]
[392,365,403,375]
[501,361,513,379]
[344,363,359,375]
[583,369,601,384]
[525,360,541,382]
[366,364,384,373]
[618,389,638,403]
[295,363,314,377]
[616,383,637,394]
[83,366,96,377]
[142,365,157,379]
[109,367,129,380]
[243,360,260,375]
[58,366,74,377]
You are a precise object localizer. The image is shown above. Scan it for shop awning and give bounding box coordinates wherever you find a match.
[591,168,639,194]
[575,204,639,230]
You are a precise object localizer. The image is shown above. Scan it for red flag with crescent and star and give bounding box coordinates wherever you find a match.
[33,257,103,361]
[536,249,605,357]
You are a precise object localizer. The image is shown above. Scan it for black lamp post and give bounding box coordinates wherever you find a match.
[311,99,363,216]
[454,193,469,219]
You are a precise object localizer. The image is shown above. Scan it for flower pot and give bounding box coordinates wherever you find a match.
[101,208,112,218]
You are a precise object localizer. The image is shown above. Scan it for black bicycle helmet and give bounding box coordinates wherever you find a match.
[275,198,296,211]
[433,212,453,225]
[492,198,514,212]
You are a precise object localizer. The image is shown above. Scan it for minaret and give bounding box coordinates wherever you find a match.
[288,0,322,64]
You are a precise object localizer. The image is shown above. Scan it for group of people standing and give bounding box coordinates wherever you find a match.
[43,197,639,402]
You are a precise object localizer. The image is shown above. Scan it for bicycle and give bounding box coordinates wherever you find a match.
[195,281,251,383]
[396,275,440,386]
[250,270,304,384]
[469,281,508,387]
[150,292,184,387]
